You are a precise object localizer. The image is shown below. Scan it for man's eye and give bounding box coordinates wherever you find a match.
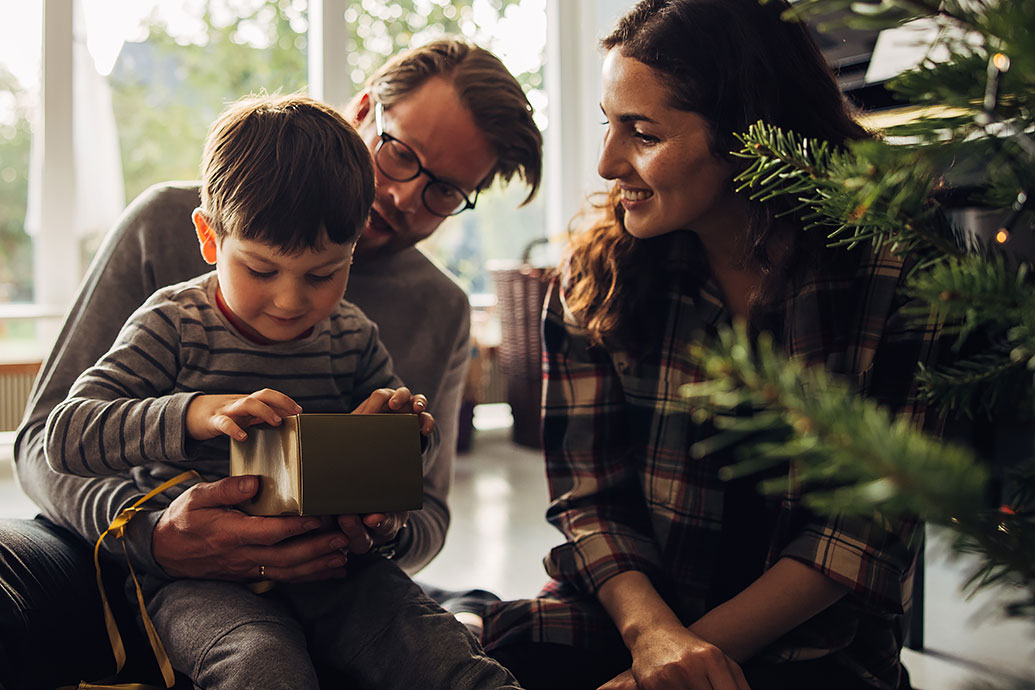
[429,183,462,201]
[387,141,418,165]
[634,130,659,144]
[247,267,275,279]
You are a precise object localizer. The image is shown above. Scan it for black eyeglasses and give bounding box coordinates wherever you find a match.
[374,101,478,218]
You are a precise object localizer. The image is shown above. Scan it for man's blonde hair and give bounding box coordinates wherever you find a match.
[351,38,542,204]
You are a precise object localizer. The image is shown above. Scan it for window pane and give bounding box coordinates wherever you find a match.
[0,2,39,307]
[88,0,308,257]
[343,0,548,294]
[0,1,41,364]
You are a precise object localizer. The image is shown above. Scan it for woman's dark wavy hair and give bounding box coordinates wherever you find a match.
[566,0,869,348]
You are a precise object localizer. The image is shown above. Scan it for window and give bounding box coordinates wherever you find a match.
[2,0,554,363]
[0,0,41,362]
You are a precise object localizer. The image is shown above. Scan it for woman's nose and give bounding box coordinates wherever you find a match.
[597,132,625,181]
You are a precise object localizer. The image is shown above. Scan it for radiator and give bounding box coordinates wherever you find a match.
[0,363,40,431]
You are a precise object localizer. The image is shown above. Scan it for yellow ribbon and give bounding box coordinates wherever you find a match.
[62,470,201,690]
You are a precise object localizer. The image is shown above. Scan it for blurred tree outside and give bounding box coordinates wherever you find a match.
[103,0,546,293]
[0,65,33,305]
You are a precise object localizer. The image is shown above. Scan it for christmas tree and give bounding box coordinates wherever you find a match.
[683,0,1034,630]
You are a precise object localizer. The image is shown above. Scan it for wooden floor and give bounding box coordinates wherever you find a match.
[3,416,1033,688]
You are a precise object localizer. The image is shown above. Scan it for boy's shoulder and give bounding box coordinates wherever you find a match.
[134,272,218,320]
[325,297,379,335]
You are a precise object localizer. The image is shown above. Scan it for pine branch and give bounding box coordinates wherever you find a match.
[733,123,967,260]
[681,323,1035,606]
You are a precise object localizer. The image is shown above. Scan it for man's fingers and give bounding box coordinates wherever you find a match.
[248,531,351,582]
[229,513,324,547]
[337,514,373,553]
[184,475,259,507]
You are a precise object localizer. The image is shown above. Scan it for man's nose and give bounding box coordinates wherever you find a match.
[385,176,424,214]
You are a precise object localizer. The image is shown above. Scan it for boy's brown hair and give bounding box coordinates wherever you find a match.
[351,38,542,204]
[199,94,374,252]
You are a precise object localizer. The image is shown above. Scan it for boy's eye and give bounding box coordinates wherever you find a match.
[247,267,276,280]
[307,272,336,283]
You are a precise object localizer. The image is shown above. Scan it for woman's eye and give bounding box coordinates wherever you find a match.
[247,267,275,280]
[634,130,659,144]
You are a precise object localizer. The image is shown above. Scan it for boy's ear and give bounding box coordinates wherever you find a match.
[192,208,218,265]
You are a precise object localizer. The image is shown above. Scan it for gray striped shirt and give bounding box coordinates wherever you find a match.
[45,272,399,479]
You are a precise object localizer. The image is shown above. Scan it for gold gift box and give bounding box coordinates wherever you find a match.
[230,413,423,516]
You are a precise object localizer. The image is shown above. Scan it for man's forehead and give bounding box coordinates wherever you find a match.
[381,79,497,190]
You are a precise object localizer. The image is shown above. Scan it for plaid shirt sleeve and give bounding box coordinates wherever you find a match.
[777,245,943,614]
[540,277,666,594]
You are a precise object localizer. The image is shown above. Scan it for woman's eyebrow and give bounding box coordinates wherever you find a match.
[599,103,658,125]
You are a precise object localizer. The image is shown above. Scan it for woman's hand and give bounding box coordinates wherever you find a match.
[601,623,750,690]
[185,388,301,441]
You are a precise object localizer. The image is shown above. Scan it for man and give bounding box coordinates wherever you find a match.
[1,37,541,689]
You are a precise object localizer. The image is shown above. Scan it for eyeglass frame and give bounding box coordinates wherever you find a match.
[373,101,479,218]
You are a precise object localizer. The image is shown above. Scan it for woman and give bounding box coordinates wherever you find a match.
[480,1,939,689]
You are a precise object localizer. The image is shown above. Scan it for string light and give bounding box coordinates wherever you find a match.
[995,228,1011,244]
[992,53,1011,72]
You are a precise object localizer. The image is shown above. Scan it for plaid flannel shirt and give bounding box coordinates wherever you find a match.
[482,231,943,689]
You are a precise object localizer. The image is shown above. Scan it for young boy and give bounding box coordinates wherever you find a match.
[43,95,518,690]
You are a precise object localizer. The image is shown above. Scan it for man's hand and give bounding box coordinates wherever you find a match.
[336,511,409,555]
[152,475,350,582]
[185,389,302,442]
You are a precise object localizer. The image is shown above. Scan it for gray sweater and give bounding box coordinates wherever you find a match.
[15,182,470,574]
[45,272,400,479]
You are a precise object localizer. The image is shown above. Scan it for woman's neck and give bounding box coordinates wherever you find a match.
[695,206,795,321]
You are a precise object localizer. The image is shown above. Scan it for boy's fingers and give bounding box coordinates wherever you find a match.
[352,388,394,414]
[215,415,248,441]
[251,388,302,416]
[411,394,427,412]
[419,412,435,435]
[388,387,411,409]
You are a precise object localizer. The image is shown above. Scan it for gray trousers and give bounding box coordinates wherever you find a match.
[143,555,520,690]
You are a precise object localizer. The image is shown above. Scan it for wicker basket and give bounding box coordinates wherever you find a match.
[489,238,554,449]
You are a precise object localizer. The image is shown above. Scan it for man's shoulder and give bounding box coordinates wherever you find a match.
[121,182,201,233]
[352,247,470,315]
[98,181,206,284]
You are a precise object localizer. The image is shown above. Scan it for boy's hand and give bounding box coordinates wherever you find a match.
[186,389,302,441]
[351,387,435,436]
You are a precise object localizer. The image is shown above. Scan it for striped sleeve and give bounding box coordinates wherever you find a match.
[44,295,197,476]
[541,278,664,594]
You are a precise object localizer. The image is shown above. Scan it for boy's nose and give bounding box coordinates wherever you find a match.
[274,285,308,313]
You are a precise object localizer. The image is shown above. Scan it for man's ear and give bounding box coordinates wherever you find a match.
[193,208,218,265]
[352,92,372,127]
